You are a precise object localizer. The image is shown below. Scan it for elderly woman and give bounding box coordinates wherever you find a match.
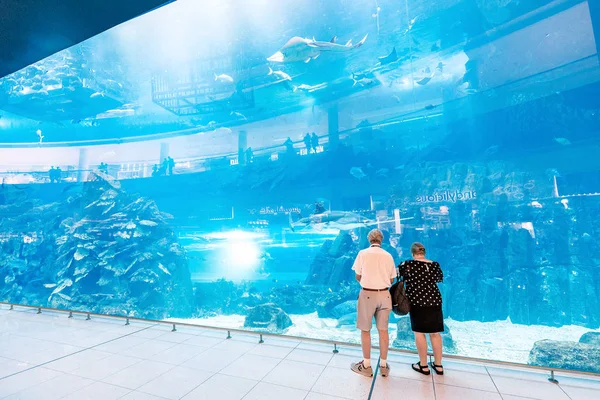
[399,242,444,375]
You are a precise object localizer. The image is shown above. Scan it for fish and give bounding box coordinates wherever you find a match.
[350,167,367,180]
[267,34,368,63]
[139,220,158,227]
[292,83,327,93]
[375,168,389,177]
[214,73,234,84]
[531,201,543,208]
[424,104,437,110]
[157,263,171,276]
[483,145,500,158]
[554,137,571,145]
[378,48,398,65]
[352,73,376,87]
[268,67,292,81]
[74,248,89,261]
[90,92,105,98]
[230,111,247,120]
[431,41,441,52]
[416,76,433,85]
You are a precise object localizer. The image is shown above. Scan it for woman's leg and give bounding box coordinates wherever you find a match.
[429,333,443,366]
[414,332,429,367]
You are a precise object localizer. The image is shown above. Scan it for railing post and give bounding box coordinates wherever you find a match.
[548,370,559,384]
[333,343,339,354]
[259,334,264,344]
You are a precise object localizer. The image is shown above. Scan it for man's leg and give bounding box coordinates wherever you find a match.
[378,328,389,362]
[361,330,371,363]
[375,293,392,376]
[351,290,375,376]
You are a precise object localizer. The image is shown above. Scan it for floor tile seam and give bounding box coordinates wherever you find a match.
[434,381,506,394]
[301,360,332,400]
[5,368,115,400]
[133,369,212,400]
[235,340,304,400]
[486,372,573,385]
[174,368,223,400]
[0,324,156,382]
[485,365,505,397]
[99,361,180,393]
[557,382,574,400]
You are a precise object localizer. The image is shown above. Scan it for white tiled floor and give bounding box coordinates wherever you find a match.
[1,305,599,400]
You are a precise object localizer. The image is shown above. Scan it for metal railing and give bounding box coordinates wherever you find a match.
[2,301,598,383]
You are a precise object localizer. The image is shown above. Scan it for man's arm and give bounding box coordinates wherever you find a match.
[352,252,363,284]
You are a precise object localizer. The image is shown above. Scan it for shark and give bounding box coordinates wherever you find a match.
[267,34,368,63]
[289,210,413,232]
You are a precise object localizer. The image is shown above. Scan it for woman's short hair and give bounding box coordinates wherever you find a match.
[367,229,383,245]
[411,242,426,255]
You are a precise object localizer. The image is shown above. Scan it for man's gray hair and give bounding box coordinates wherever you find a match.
[367,229,383,245]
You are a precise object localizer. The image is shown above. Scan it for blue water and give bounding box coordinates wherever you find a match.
[0,0,599,374]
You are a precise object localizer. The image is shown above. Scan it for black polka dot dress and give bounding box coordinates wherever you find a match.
[399,259,444,333]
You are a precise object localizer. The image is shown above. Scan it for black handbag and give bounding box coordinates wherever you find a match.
[390,269,410,316]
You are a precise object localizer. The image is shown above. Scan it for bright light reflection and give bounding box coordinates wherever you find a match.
[225,241,260,270]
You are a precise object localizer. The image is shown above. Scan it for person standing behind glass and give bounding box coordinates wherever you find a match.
[399,242,445,375]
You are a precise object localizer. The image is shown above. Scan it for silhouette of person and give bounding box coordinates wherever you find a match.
[167,157,175,175]
[55,167,62,183]
[284,137,294,153]
[245,147,253,164]
[49,167,56,183]
[152,164,158,177]
[311,133,319,152]
[303,133,312,153]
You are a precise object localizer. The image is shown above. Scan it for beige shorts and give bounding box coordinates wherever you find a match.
[356,289,392,331]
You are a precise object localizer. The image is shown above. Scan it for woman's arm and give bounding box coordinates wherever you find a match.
[433,262,443,283]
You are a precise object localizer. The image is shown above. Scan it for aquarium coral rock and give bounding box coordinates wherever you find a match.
[528,339,600,374]
[243,303,293,332]
[0,172,193,319]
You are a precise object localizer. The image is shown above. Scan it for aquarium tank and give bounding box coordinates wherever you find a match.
[0,0,599,374]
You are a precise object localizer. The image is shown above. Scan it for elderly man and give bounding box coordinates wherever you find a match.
[350,229,397,377]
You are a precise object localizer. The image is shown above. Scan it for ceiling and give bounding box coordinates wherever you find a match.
[0,0,175,79]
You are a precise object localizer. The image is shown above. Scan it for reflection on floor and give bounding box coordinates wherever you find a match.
[0,306,598,400]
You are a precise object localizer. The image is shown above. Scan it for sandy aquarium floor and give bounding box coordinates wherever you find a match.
[168,313,600,365]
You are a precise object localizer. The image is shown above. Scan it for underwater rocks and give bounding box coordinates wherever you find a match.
[306,230,399,287]
[306,231,358,286]
[243,304,292,332]
[0,172,193,320]
[579,332,600,346]
[528,339,600,374]
[392,317,457,353]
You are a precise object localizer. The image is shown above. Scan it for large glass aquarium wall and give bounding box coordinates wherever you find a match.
[1,0,599,374]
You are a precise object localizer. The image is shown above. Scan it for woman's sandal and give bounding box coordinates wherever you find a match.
[411,362,431,375]
[429,362,444,375]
